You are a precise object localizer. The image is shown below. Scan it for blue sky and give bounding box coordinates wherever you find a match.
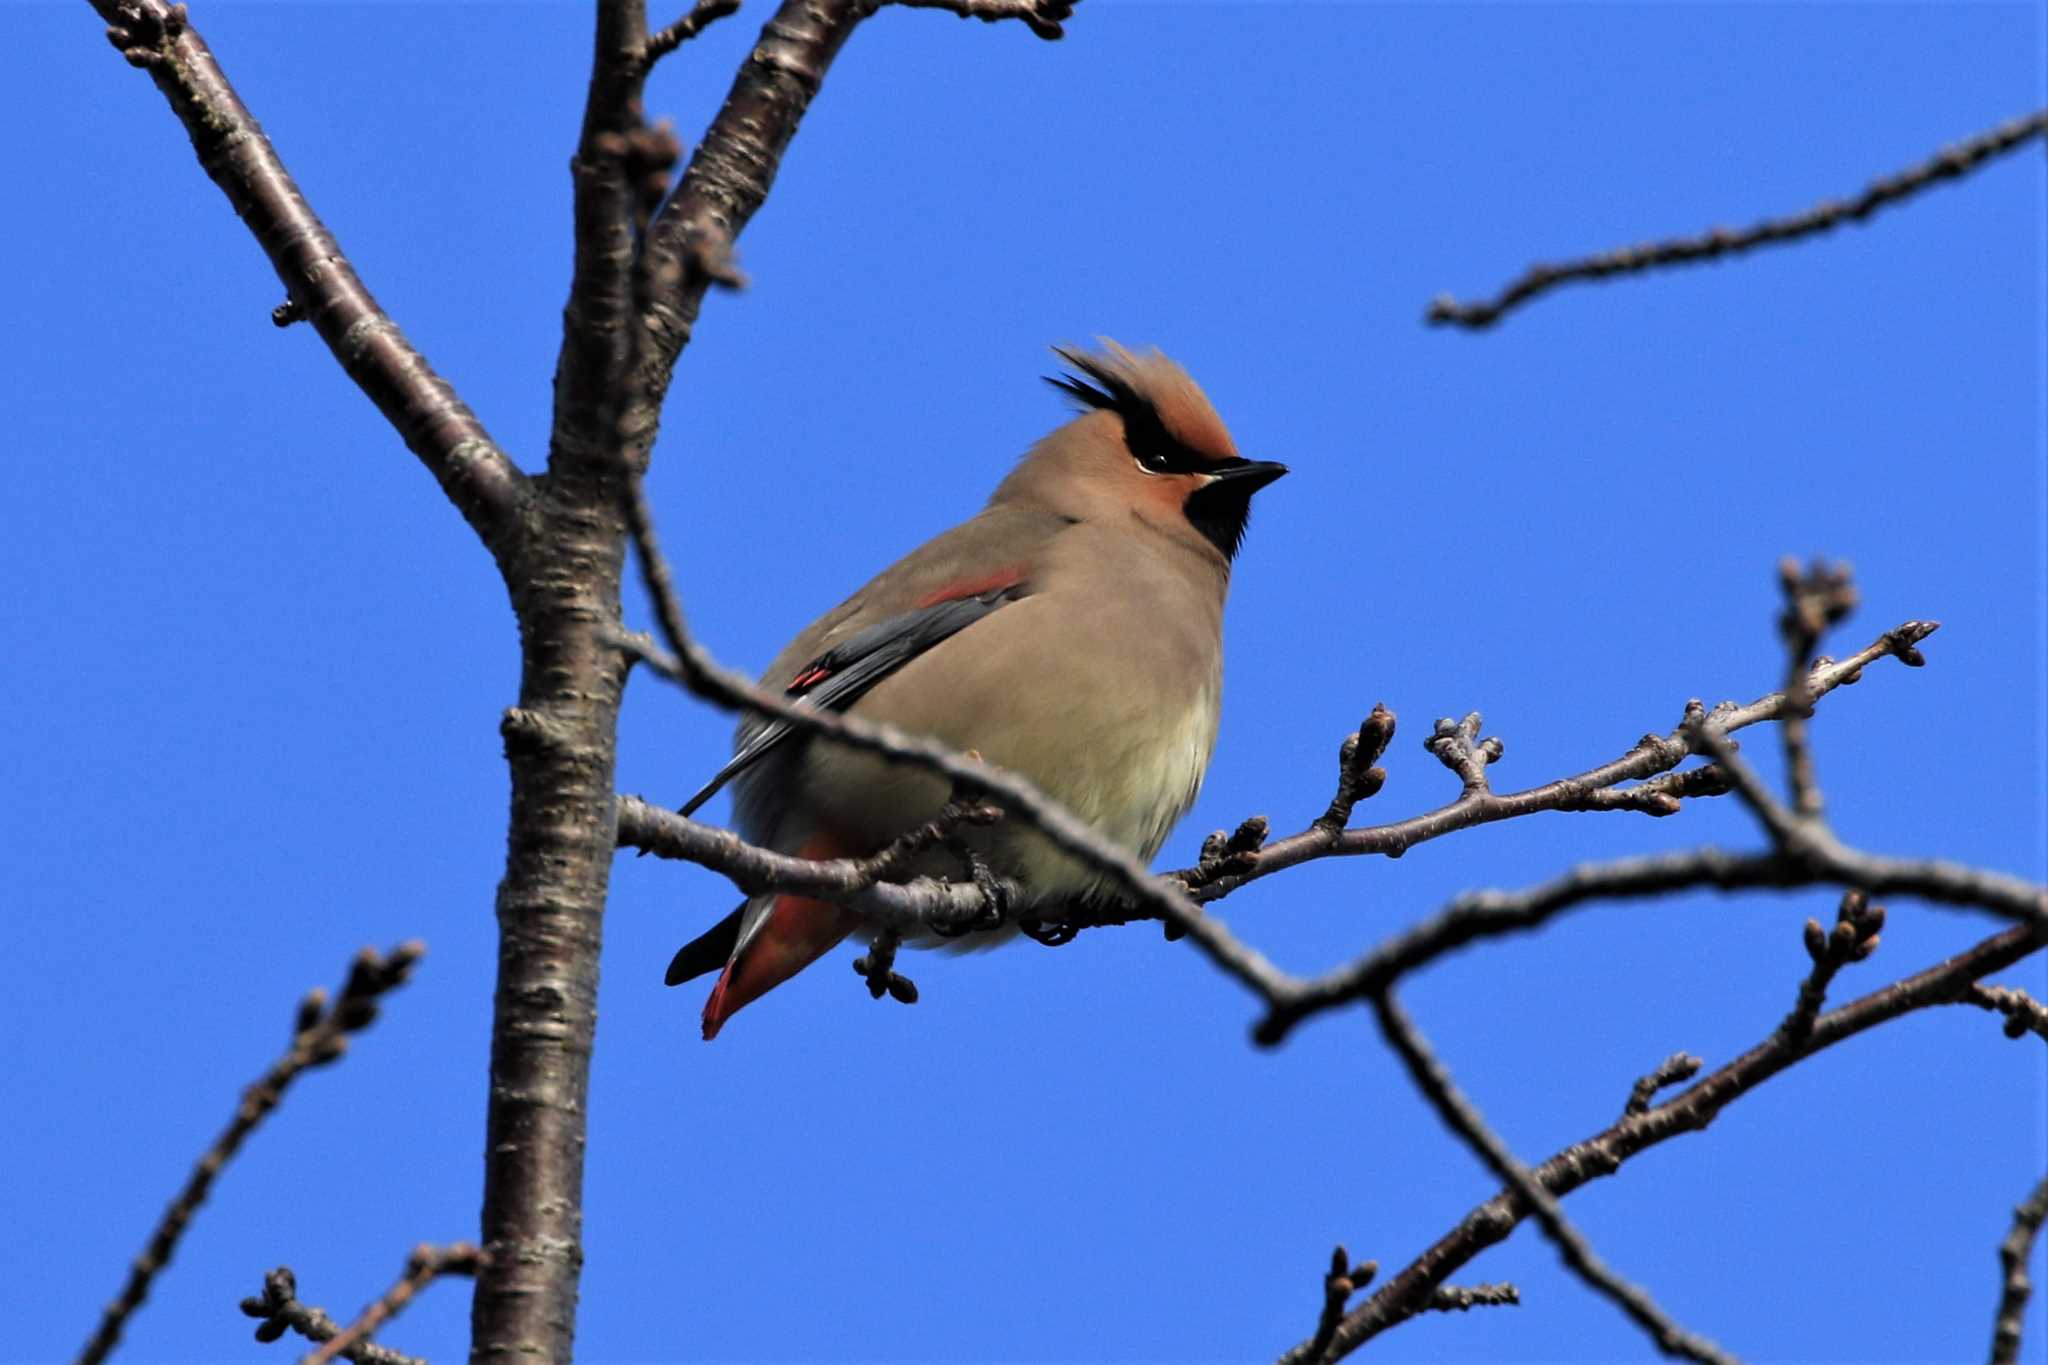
[7,2,2044,1362]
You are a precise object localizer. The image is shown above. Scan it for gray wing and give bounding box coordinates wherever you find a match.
[675,581,1029,818]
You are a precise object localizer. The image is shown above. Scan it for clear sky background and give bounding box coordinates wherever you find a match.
[7,2,2044,1362]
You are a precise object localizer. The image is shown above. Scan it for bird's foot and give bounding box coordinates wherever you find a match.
[930,841,1011,936]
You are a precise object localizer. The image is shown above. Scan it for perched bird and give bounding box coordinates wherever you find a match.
[667,341,1285,1039]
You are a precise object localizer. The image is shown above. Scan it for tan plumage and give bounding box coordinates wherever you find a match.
[671,342,1285,1037]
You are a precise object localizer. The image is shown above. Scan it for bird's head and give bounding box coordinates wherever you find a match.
[995,340,1286,562]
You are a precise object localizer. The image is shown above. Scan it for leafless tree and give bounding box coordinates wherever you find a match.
[76,2,2045,1361]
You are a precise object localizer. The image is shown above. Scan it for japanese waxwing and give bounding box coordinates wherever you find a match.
[666,341,1285,1039]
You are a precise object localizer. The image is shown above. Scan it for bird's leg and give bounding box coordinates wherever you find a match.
[925,834,1010,938]
[850,930,918,1005]
[959,843,1011,932]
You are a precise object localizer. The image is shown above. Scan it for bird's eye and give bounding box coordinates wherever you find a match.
[1136,449,1173,474]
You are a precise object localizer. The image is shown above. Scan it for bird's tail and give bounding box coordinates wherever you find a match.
[693,829,859,1040]
[700,892,859,1039]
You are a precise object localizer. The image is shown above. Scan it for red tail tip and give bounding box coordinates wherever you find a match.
[701,968,734,1041]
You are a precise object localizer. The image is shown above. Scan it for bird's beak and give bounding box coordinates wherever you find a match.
[1205,460,1288,493]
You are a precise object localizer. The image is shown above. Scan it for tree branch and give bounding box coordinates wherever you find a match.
[623,0,1075,464]
[1774,558,1857,819]
[77,943,424,1365]
[304,1244,486,1365]
[238,1267,423,1365]
[551,0,737,484]
[617,793,1023,933]
[1959,983,2048,1043]
[887,0,1076,41]
[1368,993,1734,1365]
[623,0,876,469]
[1775,889,1883,1044]
[1256,838,2045,1046]
[1301,1246,1379,1364]
[1286,922,2046,1361]
[1427,106,2048,328]
[1622,1053,1702,1117]
[88,0,528,552]
[615,612,1939,980]
[1427,1282,1520,1313]
[645,0,743,66]
[1990,1174,2048,1365]
[1179,618,1937,908]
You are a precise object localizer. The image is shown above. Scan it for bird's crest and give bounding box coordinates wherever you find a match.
[1045,340,1238,467]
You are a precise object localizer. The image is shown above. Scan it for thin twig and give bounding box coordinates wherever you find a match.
[1427,1282,1520,1313]
[850,930,920,1004]
[618,616,1943,963]
[1428,107,2048,328]
[617,794,1021,929]
[1369,993,1735,1364]
[1303,1246,1378,1364]
[238,1268,422,1365]
[1310,706,1395,835]
[1283,922,2045,1362]
[1959,984,2048,1043]
[1623,1053,1703,1118]
[1990,1174,2048,1365]
[645,0,742,66]
[1255,842,2045,1046]
[1777,889,1883,1043]
[886,0,1076,40]
[304,1243,486,1365]
[78,944,425,1365]
[628,0,878,467]
[88,0,527,547]
[1775,558,1858,819]
[1177,620,1939,908]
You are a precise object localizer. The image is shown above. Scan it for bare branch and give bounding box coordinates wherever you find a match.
[303,1243,486,1365]
[1290,922,2045,1361]
[1424,712,1506,794]
[888,0,1076,41]
[625,0,878,467]
[1258,835,2044,1047]
[1311,706,1395,835]
[1428,107,2048,328]
[1427,1282,1520,1313]
[1775,558,1858,818]
[77,943,425,1365]
[624,0,1071,464]
[646,0,743,65]
[552,0,661,483]
[1623,1053,1702,1118]
[1991,1175,2048,1365]
[618,794,1017,924]
[622,614,1944,956]
[1960,983,2048,1043]
[1369,993,1735,1364]
[238,1268,421,1365]
[1302,1245,1379,1364]
[1179,620,1939,908]
[1777,889,1884,1043]
[615,584,2033,1042]
[1683,724,1810,853]
[87,0,527,551]
[850,929,921,1005]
